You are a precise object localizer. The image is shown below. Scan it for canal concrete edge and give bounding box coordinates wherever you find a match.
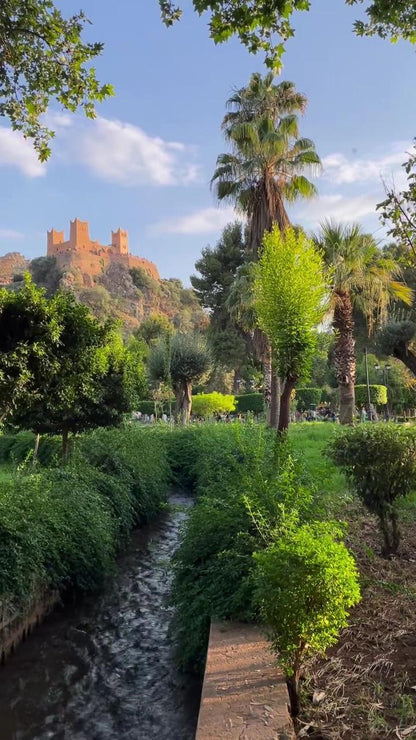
[196,621,295,739]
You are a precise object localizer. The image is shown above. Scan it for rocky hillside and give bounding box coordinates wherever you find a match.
[0,252,207,335]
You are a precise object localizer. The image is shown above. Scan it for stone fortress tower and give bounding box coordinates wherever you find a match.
[47,219,159,280]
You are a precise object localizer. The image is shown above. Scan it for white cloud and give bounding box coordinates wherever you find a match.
[71,117,200,187]
[0,128,45,178]
[322,143,408,185]
[149,206,240,235]
[0,229,24,240]
[297,193,378,227]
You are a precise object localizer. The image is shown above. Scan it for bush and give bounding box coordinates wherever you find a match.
[295,387,322,412]
[170,424,317,673]
[0,426,169,609]
[235,393,264,413]
[327,424,416,554]
[191,392,236,417]
[355,384,387,407]
[254,522,360,716]
[0,432,61,465]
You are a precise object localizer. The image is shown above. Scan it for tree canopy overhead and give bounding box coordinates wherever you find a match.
[160,1,416,69]
[1,0,113,159]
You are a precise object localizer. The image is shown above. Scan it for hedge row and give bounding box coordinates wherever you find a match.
[0,432,61,466]
[167,423,322,673]
[0,426,169,607]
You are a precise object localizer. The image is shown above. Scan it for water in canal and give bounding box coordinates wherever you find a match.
[0,493,201,740]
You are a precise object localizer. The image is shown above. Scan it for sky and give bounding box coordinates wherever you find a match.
[0,0,415,284]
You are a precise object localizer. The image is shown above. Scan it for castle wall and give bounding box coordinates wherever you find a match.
[46,220,160,282]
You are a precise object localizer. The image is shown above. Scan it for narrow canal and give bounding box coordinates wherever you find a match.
[0,493,201,740]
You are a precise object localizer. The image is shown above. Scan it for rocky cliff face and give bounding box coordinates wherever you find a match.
[0,253,30,285]
[0,252,206,335]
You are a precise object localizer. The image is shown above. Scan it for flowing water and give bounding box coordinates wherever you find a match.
[0,493,201,740]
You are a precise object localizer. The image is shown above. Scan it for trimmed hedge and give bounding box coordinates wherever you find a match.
[235,393,264,413]
[295,387,322,412]
[0,426,169,607]
[355,384,387,407]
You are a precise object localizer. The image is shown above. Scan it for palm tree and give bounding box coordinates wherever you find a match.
[213,74,319,427]
[213,114,320,255]
[222,74,307,136]
[313,221,412,424]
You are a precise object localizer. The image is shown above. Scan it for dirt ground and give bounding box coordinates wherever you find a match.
[299,502,416,740]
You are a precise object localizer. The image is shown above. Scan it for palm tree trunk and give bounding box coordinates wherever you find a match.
[333,292,356,425]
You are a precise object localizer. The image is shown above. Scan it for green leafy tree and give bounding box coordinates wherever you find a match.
[134,312,173,346]
[327,424,416,555]
[313,221,412,424]
[123,336,148,410]
[377,320,416,377]
[0,275,60,421]
[254,522,361,717]
[1,0,113,159]
[11,291,131,459]
[377,141,416,257]
[212,74,319,427]
[254,227,327,432]
[191,222,250,387]
[148,333,211,423]
[160,1,416,70]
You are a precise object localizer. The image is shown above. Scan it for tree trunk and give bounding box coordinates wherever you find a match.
[278,378,295,433]
[269,364,280,429]
[286,672,300,718]
[333,292,356,425]
[264,341,272,424]
[33,433,40,466]
[176,382,192,425]
[62,429,70,463]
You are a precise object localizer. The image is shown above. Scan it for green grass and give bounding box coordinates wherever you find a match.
[0,464,14,483]
[289,422,349,512]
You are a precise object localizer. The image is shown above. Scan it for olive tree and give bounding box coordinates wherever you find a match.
[254,227,327,432]
[148,333,211,423]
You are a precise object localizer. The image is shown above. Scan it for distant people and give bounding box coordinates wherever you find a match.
[360,407,367,423]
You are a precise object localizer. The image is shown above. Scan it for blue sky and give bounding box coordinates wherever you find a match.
[0,0,415,284]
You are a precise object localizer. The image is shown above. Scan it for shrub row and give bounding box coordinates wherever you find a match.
[168,423,356,676]
[0,431,61,466]
[0,426,169,607]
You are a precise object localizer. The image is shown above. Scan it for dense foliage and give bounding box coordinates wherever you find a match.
[254,522,360,716]
[0,426,169,608]
[159,0,416,70]
[354,384,387,407]
[191,392,236,417]
[235,393,264,413]
[327,424,416,554]
[295,387,322,412]
[168,423,346,673]
[255,227,327,431]
[149,333,211,423]
[1,0,113,159]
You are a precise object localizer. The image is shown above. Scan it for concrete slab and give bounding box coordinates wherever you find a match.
[195,621,295,740]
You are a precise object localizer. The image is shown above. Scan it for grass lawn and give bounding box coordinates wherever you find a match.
[287,422,416,739]
[0,464,14,484]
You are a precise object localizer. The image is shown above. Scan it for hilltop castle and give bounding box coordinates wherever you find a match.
[47,219,159,280]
